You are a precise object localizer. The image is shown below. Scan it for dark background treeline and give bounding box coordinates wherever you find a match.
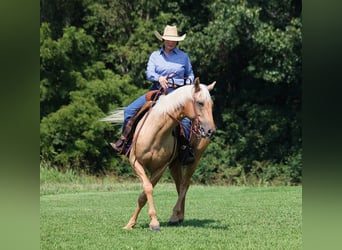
[40,0,302,185]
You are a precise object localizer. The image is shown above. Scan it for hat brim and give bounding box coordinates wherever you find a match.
[154,31,186,42]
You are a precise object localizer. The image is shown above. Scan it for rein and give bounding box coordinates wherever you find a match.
[166,72,192,89]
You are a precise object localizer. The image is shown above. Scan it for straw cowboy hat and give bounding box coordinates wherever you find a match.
[154,25,186,42]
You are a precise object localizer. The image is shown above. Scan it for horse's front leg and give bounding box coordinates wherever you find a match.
[143,181,160,231]
[125,161,165,230]
[123,191,147,230]
[137,170,160,230]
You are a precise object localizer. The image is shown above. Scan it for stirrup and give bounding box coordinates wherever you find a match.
[110,138,126,154]
[179,145,195,164]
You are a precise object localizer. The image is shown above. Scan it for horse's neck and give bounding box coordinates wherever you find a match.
[142,108,183,137]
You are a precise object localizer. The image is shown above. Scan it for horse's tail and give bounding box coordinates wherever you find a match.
[99,107,125,124]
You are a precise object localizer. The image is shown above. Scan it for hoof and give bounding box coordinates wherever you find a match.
[123,222,135,230]
[149,225,161,231]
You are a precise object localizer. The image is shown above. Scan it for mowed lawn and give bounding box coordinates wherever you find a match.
[40,183,302,249]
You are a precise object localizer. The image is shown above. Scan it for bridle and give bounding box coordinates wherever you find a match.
[167,92,210,140]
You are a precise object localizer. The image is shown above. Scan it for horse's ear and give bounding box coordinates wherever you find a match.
[207,81,216,91]
[194,77,201,92]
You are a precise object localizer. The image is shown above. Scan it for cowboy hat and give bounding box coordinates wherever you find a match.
[154,25,186,42]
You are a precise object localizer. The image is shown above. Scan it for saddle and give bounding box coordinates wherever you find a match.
[145,89,162,101]
[111,100,154,154]
[124,89,165,144]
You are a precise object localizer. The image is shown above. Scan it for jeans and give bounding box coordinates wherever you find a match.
[122,87,191,140]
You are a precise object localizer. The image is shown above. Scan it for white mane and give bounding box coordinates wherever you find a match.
[152,84,211,115]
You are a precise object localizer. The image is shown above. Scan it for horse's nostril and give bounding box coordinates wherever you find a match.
[207,129,216,137]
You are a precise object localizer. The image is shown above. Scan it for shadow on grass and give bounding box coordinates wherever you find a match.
[159,218,229,230]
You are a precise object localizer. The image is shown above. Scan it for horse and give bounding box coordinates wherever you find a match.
[123,77,216,230]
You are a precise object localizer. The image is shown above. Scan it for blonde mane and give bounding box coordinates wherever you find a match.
[152,84,211,115]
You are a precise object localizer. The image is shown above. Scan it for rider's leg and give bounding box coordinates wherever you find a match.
[179,118,195,164]
[122,94,147,132]
[111,94,147,153]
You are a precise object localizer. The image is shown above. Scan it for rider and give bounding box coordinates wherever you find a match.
[111,25,195,164]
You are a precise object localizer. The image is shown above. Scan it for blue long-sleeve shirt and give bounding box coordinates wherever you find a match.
[146,47,194,86]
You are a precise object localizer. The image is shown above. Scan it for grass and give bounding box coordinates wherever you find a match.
[40,166,302,249]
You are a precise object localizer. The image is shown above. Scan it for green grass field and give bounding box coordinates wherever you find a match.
[40,168,302,249]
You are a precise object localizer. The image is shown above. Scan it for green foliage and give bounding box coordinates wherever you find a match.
[40,65,142,173]
[40,161,81,184]
[40,0,302,184]
[220,101,301,183]
[40,0,90,38]
[40,20,144,174]
[249,18,302,84]
[40,95,111,172]
[40,23,97,118]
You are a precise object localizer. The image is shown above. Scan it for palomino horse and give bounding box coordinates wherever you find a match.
[124,77,216,230]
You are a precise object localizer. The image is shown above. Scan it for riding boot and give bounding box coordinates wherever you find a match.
[110,113,138,155]
[110,135,127,154]
[178,135,195,165]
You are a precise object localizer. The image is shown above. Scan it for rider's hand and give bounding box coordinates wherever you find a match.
[158,76,168,90]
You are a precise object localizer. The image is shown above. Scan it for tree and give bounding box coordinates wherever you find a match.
[181,0,301,181]
[40,23,96,118]
[40,0,302,184]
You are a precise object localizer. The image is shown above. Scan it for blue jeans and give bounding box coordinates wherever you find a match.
[122,87,191,140]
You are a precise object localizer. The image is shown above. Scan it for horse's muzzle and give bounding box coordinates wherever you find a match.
[199,125,216,138]
[206,129,216,138]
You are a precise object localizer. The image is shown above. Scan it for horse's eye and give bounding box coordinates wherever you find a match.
[197,101,204,107]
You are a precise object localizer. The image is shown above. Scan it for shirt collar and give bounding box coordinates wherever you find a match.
[159,47,178,55]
